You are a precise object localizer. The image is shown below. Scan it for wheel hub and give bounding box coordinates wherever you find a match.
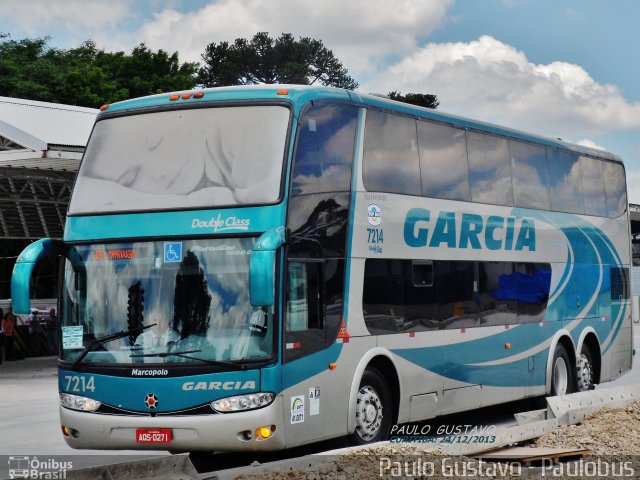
[364,403,377,422]
[576,353,593,391]
[355,385,383,441]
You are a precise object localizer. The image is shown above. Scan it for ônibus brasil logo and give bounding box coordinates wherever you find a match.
[192,214,250,233]
[8,456,73,479]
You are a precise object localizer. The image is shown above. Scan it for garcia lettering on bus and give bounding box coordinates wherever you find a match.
[182,381,256,391]
[404,208,536,251]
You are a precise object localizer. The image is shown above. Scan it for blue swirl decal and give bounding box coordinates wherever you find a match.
[392,209,627,387]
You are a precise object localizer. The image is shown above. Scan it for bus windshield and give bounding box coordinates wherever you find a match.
[60,237,274,366]
[68,105,290,214]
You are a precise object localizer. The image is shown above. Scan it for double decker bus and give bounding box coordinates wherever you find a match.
[11,85,631,452]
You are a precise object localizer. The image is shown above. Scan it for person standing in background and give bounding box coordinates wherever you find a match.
[2,309,15,361]
[47,308,58,355]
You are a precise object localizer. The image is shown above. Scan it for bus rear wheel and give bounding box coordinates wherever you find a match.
[347,368,392,445]
[550,343,574,396]
[576,344,595,391]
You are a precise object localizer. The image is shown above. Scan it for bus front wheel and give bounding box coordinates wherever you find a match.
[550,343,574,396]
[347,368,392,445]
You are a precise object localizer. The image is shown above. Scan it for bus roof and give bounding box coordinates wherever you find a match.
[100,84,622,163]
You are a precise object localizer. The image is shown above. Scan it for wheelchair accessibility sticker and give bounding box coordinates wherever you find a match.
[164,242,183,263]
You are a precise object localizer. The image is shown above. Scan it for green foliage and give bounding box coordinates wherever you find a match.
[198,32,358,89]
[0,35,197,108]
[0,33,441,109]
[387,91,439,109]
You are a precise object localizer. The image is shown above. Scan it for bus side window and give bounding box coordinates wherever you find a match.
[291,103,358,196]
[363,110,422,196]
[467,131,513,207]
[610,267,630,300]
[580,155,607,217]
[285,260,344,362]
[547,150,584,214]
[603,161,627,218]
[510,140,550,210]
[417,121,470,202]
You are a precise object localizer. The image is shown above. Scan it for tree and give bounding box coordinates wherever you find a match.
[387,91,439,109]
[0,36,66,101]
[198,32,358,89]
[94,43,198,100]
[0,35,198,107]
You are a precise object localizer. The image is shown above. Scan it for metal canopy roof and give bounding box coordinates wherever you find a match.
[0,96,97,171]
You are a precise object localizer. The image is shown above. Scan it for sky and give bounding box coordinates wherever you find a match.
[2,0,640,202]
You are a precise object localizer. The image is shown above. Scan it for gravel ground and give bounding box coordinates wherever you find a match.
[534,400,640,455]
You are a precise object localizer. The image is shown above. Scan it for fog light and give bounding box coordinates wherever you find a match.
[62,425,80,438]
[256,426,272,440]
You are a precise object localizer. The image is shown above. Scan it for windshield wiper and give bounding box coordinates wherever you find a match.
[129,349,246,370]
[71,323,158,370]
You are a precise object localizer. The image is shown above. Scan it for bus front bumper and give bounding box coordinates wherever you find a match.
[59,397,286,452]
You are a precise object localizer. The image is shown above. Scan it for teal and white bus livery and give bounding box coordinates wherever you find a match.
[11,85,631,452]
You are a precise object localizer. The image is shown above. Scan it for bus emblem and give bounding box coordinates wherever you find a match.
[144,393,159,409]
[367,204,382,227]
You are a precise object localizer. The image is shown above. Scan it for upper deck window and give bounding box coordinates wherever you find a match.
[291,103,358,195]
[358,106,626,219]
[580,155,607,217]
[603,161,627,218]
[547,150,584,214]
[363,110,422,195]
[467,131,513,206]
[69,105,290,214]
[418,122,470,201]
[510,140,550,210]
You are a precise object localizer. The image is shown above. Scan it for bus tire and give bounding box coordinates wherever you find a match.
[576,344,595,391]
[550,343,574,396]
[347,368,392,446]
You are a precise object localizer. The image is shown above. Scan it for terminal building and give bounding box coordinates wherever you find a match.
[0,97,97,302]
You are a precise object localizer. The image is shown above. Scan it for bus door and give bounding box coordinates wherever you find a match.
[281,259,346,447]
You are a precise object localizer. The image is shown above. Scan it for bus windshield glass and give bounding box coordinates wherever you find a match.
[68,105,290,214]
[59,237,274,366]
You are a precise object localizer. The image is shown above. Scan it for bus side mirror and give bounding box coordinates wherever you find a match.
[11,238,63,314]
[249,227,286,307]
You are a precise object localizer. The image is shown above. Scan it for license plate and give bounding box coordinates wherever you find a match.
[136,428,172,444]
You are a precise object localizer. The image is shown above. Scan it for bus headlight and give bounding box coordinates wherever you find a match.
[211,392,275,413]
[60,393,101,412]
